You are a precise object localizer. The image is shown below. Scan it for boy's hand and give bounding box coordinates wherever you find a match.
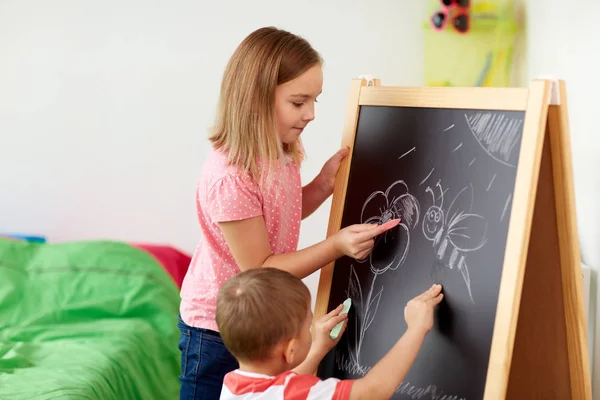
[312,303,348,356]
[404,284,444,334]
[292,304,348,376]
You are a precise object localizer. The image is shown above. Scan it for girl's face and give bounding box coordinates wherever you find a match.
[274,64,323,145]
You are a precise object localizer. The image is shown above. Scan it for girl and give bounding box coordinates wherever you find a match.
[177,26,399,400]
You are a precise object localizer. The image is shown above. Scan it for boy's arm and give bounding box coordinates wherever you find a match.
[349,327,427,400]
[292,327,427,398]
[349,284,444,400]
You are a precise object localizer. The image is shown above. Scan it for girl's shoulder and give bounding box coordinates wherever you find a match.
[202,148,246,175]
[199,147,300,193]
[199,148,256,189]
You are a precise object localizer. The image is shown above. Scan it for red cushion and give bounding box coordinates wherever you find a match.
[132,244,191,289]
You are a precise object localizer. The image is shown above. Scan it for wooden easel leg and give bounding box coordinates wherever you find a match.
[547,81,592,399]
[506,81,592,399]
[314,78,369,327]
[506,129,572,399]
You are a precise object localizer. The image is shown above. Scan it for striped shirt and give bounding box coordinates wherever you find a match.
[221,369,354,399]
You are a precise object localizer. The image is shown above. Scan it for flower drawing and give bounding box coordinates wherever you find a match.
[357,180,421,274]
[338,180,421,376]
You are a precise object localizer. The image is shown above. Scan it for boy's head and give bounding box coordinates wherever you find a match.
[216,268,312,369]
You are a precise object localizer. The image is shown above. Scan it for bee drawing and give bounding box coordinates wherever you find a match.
[422,181,487,303]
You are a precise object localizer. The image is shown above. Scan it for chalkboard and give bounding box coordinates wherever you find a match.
[317,105,526,399]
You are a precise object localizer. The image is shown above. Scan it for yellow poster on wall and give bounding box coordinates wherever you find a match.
[425,0,523,88]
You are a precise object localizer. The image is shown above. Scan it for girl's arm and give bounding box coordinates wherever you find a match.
[302,175,331,219]
[218,216,396,279]
[302,147,350,220]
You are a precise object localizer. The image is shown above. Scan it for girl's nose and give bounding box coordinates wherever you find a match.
[303,103,315,122]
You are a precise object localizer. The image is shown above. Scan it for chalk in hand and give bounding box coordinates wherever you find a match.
[330,297,352,340]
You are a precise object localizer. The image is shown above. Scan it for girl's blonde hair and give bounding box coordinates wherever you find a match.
[209,26,322,183]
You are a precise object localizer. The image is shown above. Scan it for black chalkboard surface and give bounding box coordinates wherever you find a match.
[314,79,591,400]
[317,105,525,399]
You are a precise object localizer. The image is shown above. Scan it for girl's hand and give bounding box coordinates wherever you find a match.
[317,146,350,196]
[333,219,400,260]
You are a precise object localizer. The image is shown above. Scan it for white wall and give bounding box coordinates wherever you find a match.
[526,2,600,273]
[0,1,427,309]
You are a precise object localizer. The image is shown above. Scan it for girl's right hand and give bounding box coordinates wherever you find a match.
[333,219,401,260]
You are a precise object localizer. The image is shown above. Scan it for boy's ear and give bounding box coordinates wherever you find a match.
[283,338,297,365]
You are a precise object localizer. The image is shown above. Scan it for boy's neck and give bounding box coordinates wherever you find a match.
[238,359,289,377]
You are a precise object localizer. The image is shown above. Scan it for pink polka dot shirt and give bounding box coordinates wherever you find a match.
[179,148,302,331]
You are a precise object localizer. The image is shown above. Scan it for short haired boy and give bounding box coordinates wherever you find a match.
[216,268,443,399]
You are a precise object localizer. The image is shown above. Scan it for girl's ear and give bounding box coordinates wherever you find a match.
[283,338,297,365]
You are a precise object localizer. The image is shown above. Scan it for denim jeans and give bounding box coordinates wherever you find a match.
[177,315,239,400]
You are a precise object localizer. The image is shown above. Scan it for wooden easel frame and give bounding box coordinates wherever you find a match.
[314,77,592,399]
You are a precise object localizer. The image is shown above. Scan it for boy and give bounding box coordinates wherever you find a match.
[216,268,443,399]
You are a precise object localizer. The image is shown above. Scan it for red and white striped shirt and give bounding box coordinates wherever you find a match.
[221,369,354,400]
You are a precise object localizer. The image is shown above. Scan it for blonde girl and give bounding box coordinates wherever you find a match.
[177,26,398,400]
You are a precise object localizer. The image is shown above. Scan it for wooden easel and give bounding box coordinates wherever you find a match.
[314,77,592,399]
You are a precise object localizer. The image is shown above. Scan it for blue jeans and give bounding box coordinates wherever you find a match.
[177,315,239,400]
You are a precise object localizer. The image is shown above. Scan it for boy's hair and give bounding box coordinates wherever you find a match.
[216,268,311,362]
[209,26,322,183]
